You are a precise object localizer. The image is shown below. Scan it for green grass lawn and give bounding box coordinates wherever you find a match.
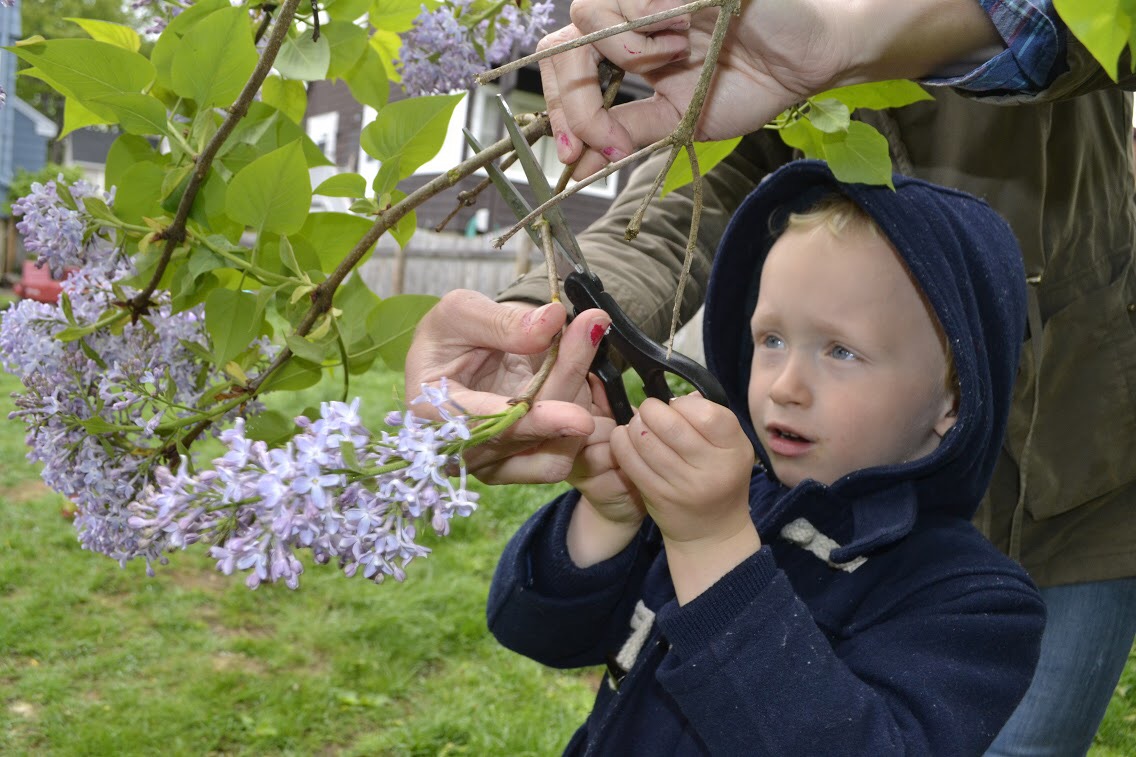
[0,363,1133,755]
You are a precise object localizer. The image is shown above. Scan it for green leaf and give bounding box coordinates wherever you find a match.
[776,117,826,160]
[324,21,369,80]
[171,6,258,108]
[369,30,403,83]
[821,121,894,188]
[274,31,331,80]
[343,45,390,110]
[369,0,429,33]
[387,189,417,248]
[101,93,168,136]
[59,96,112,139]
[112,160,166,225]
[333,273,382,348]
[262,76,308,124]
[1054,0,1131,80]
[205,288,264,366]
[66,18,141,52]
[105,134,168,195]
[82,197,119,224]
[805,98,851,133]
[150,0,231,90]
[244,410,298,444]
[360,94,463,189]
[821,80,933,111]
[295,212,377,272]
[366,294,439,371]
[79,417,122,435]
[278,236,304,277]
[225,141,313,236]
[7,39,155,120]
[260,357,323,393]
[314,173,368,198]
[661,138,742,197]
[326,0,373,22]
[286,333,332,363]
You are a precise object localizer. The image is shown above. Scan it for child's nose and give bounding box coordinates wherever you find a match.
[769,353,811,407]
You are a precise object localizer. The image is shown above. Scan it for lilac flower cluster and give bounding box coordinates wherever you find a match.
[398,0,555,95]
[0,178,228,566]
[127,387,480,589]
[10,178,116,278]
[130,0,188,35]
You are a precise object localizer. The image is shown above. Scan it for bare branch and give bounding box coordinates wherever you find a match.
[667,141,701,358]
[477,0,724,84]
[493,137,670,249]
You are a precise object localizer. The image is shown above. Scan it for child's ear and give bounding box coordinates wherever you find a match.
[933,394,958,439]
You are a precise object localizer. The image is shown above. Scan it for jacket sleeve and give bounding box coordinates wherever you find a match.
[952,35,1136,103]
[653,547,1046,756]
[496,131,794,343]
[486,488,658,668]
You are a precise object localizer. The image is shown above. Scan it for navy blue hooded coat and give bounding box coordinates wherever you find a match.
[487,161,1046,755]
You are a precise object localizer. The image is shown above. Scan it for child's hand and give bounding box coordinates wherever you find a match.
[564,376,646,568]
[610,394,760,602]
[568,412,646,527]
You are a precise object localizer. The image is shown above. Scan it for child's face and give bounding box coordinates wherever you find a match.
[747,223,957,488]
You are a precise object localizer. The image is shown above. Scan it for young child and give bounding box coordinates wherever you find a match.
[486,161,1046,755]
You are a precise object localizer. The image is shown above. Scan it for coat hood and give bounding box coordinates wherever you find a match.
[703,161,1026,559]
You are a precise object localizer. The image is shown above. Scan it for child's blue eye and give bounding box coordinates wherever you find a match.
[760,334,784,349]
[830,345,857,361]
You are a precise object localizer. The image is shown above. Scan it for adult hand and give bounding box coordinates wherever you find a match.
[541,0,853,177]
[541,0,1004,177]
[404,290,611,484]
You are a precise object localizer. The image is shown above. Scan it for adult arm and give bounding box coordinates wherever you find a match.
[544,0,1006,175]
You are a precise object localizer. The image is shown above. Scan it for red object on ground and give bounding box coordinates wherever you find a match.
[12,260,70,303]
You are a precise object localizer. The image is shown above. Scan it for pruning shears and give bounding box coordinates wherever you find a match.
[463,95,727,425]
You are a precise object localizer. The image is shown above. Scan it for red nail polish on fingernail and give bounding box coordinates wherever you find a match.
[589,323,606,347]
[602,146,625,161]
[640,430,648,437]
[558,133,572,148]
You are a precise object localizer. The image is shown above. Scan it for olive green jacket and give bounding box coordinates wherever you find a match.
[499,40,1136,588]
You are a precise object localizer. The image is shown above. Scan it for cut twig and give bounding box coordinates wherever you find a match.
[493,137,669,249]
[626,143,682,240]
[623,0,737,240]
[477,0,723,84]
[668,141,701,358]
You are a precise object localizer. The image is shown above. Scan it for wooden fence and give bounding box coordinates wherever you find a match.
[357,230,539,299]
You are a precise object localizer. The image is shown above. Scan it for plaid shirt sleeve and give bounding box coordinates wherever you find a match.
[922,0,1066,93]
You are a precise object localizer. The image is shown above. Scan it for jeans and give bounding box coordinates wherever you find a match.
[986,577,1136,757]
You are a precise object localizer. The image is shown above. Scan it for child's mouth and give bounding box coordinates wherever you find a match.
[767,426,813,456]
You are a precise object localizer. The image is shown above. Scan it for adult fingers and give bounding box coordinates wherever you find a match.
[570,0,690,74]
[536,308,612,403]
[470,435,584,485]
[538,25,603,165]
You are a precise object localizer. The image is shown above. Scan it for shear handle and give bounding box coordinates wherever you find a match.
[563,271,729,424]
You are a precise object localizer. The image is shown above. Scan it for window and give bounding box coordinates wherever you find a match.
[306,111,339,164]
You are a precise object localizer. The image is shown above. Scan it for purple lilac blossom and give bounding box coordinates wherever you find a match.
[10,178,117,278]
[0,180,233,574]
[128,387,479,589]
[399,0,554,96]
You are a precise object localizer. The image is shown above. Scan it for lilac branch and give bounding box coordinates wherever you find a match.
[129,0,303,318]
